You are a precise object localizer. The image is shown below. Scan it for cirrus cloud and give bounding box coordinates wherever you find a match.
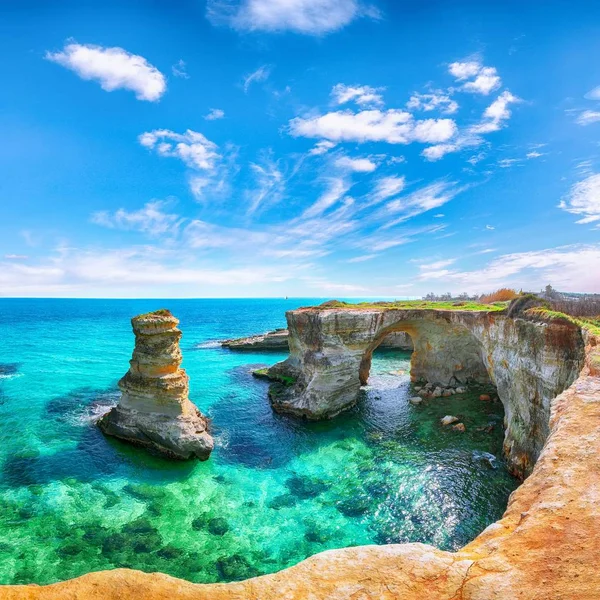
[559,173,600,226]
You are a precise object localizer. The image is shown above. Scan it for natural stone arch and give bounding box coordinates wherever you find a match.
[357,318,492,388]
[268,307,585,478]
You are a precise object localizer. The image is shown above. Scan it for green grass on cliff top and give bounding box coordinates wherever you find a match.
[526,307,600,336]
[307,299,508,311]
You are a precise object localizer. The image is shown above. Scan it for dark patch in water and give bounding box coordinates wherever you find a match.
[268,493,297,509]
[216,554,260,581]
[0,364,19,377]
[285,475,328,499]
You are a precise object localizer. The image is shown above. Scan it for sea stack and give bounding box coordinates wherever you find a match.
[98,309,214,460]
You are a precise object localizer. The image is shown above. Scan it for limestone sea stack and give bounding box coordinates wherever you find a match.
[98,309,214,460]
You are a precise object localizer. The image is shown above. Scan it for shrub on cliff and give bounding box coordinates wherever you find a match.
[506,294,549,318]
[480,288,519,303]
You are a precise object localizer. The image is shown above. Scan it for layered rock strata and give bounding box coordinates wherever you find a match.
[221,328,413,352]
[98,309,213,460]
[6,333,600,599]
[221,328,289,351]
[267,306,585,478]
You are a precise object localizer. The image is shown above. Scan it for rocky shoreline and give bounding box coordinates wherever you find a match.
[98,310,214,460]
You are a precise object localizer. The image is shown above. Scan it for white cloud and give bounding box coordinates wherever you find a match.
[302,177,350,218]
[448,61,481,80]
[4,254,28,260]
[584,86,600,100]
[421,134,481,161]
[347,253,378,263]
[449,60,501,95]
[370,176,406,203]
[422,91,520,161]
[205,108,225,120]
[576,110,600,126]
[387,155,406,164]
[247,156,285,214]
[526,151,544,159]
[207,0,377,35]
[331,83,384,107]
[243,64,271,92]
[139,129,220,171]
[406,91,458,114]
[309,140,336,155]
[172,59,189,79]
[290,109,457,145]
[334,156,377,172]
[498,158,521,168]
[45,42,166,101]
[380,180,462,227]
[470,91,520,134]
[559,173,600,226]
[445,245,600,293]
[139,129,232,201]
[418,258,456,271]
[91,200,183,236]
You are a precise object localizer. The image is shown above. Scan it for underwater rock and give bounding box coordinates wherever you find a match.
[207,517,229,536]
[409,396,423,405]
[98,309,213,460]
[479,394,491,402]
[452,423,466,432]
[0,363,19,377]
[441,415,459,426]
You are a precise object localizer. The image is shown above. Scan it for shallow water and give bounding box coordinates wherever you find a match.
[0,299,518,585]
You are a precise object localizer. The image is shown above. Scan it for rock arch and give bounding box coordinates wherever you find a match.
[268,307,585,478]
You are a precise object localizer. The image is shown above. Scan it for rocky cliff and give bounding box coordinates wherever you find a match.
[267,305,585,478]
[5,332,600,599]
[98,309,213,460]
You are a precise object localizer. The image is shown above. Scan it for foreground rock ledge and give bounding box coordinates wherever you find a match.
[98,309,213,460]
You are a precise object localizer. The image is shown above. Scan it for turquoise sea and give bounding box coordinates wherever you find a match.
[0,298,518,585]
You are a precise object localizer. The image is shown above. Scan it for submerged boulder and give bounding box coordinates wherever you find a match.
[98,309,214,460]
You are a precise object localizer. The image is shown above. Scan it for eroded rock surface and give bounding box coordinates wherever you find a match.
[221,328,413,352]
[267,306,585,477]
[98,310,213,460]
[222,328,289,351]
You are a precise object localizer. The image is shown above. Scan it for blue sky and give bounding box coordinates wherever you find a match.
[1,0,600,298]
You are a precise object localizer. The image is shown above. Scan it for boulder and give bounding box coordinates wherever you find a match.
[441,415,459,426]
[409,396,423,405]
[452,423,466,432]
